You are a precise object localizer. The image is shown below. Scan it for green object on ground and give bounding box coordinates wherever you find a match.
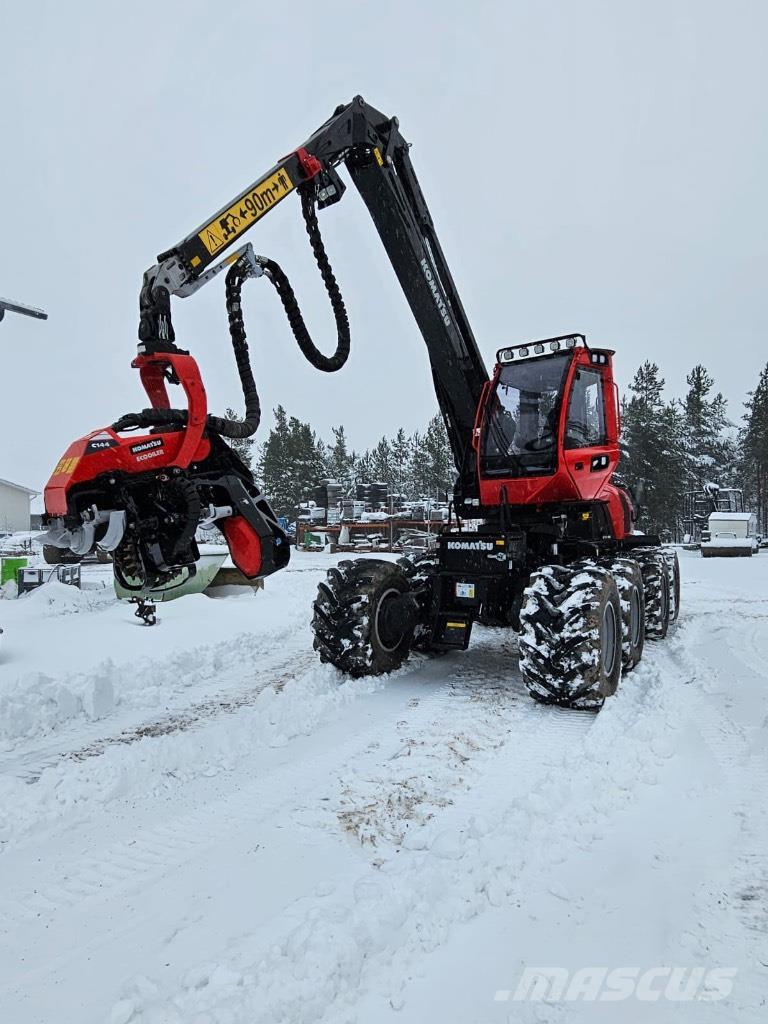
[1,557,28,585]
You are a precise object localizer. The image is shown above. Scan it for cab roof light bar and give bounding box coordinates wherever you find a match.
[496,333,586,364]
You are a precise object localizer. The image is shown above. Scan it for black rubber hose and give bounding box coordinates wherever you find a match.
[260,188,350,373]
[206,263,261,439]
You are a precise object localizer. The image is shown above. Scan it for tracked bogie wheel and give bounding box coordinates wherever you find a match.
[607,557,645,672]
[633,547,671,640]
[312,559,418,677]
[518,561,623,711]
[661,548,681,624]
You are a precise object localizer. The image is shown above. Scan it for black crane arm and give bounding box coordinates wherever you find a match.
[138,96,488,479]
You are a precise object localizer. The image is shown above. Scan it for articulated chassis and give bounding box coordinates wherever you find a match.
[313,509,678,711]
[418,515,661,653]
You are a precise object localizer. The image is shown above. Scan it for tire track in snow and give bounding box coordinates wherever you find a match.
[0,635,588,982]
[0,649,316,784]
[122,645,686,1024]
[662,606,768,1010]
[0,680,382,933]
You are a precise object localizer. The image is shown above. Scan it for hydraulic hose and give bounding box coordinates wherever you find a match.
[260,188,350,374]
[205,260,262,439]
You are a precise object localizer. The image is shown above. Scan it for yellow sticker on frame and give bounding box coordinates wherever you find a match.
[198,167,295,255]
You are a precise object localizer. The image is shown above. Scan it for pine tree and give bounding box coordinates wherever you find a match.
[369,436,393,484]
[683,365,732,488]
[326,426,356,486]
[260,406,326,517]
[621,362,687,535]
[260,406,291,513]
[390,427,412,498]
[354,449,375,485]
[420,414,454,500]
[741,362,768,533]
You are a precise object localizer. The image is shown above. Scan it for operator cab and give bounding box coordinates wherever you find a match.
[476,334,620,508]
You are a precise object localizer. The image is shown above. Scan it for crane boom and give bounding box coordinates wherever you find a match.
[138,96,488,481]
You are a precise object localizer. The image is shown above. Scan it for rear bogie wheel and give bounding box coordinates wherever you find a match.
[634,548,671,640]
[312,559,418,677]
[518,562,623,711]
[608,557,645,673]
[661,548,681,624]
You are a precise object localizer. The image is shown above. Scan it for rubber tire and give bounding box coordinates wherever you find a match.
[42,544,82,565]
[610,557,645,673]
[312,559,416,677]
[518,562,623,711]
[661,548,681,624]
[396,552,439,651]
[477,579,518,627]
[634,548,670,640]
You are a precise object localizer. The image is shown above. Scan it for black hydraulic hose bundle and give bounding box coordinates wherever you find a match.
[260,189,350,374]
[204,259,262,439]
[112,187,350,440]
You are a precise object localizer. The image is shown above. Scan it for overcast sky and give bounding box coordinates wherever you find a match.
[1,0,766,491]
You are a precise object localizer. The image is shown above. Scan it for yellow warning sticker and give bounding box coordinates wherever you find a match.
[198,166,295,255]
[53,456,79,477]
[373,146,384,166]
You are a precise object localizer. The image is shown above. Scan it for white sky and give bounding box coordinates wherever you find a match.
[1,0,766,490]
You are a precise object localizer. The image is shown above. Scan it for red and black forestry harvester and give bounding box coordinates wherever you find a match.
[42,96,679,708]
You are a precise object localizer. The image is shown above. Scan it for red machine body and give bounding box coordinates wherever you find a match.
[471,337,632,540]
[43,350,285,589]
[45,352,211,517]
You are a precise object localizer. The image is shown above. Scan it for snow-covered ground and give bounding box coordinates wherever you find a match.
[0,550,765,1023]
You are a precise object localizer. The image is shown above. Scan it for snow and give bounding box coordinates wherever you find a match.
[701,537,753,549]
[708,512,754,522]
[0,550,766,1022]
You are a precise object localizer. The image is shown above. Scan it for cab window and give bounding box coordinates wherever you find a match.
[564,367,606,449]
[481,353,570,477]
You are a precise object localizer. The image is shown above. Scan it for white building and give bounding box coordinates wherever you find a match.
[0,477,38,533]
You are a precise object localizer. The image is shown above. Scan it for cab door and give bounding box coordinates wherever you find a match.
[561,363,617,500]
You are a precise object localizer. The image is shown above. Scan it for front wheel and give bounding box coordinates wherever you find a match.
[312,559,419,676]
[519,562,622,711]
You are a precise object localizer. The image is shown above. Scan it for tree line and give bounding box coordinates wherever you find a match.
[234,406,454,518]
[620,360,768,536]
[228,356,768,534]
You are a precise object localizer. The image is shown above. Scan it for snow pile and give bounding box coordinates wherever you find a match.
[21,578,114,616]
[0,660,381,847]
[0,664,115,740]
